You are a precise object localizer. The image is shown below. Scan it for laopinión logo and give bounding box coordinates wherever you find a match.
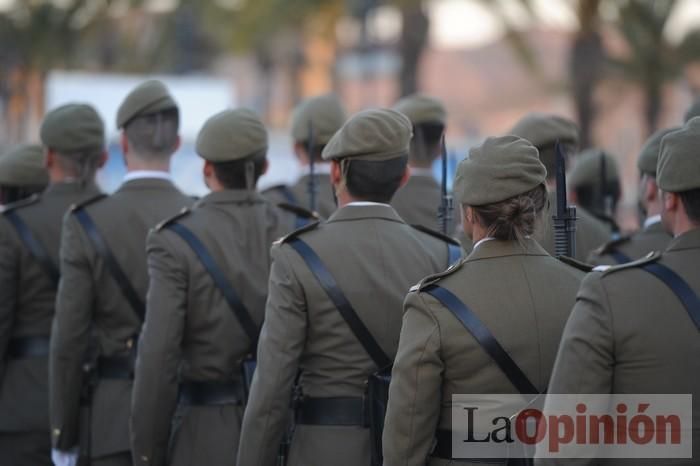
[449,394,693,459]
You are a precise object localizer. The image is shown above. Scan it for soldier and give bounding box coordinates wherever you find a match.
[0,104,105,466]
[130,108,298,466]
[510,113,611,261]
[262,93,346,219]
[0,144,49,206]
[538,116,700,466]
[382,135,586,466]
[588,128,674,265]
[236,109,461,466]
[49,80,193,466]
[684,96,700,123]
[568,148,622,234]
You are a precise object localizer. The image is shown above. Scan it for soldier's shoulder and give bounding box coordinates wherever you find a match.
[1,193,41,214]
[154,207,193,232]
[595,251,662,277]
[557,255,594,273]
[410,224,459,246]
[274,220,321,246]
[277,202,320,220]
[68,193,108,213]
[591,235,632,256]
[409,258,464,293]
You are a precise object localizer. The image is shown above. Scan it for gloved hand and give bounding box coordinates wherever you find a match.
[51,447,79,466]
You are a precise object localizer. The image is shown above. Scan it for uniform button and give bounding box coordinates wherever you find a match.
[126,339,134,349]
[53,428,61,436]
[141,455,149,462]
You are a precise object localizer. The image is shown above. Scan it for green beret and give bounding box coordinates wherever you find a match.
[117,80,178,129]
[0,144,49,187]
[196,108,268,162]
[40,103,105,154]
[684,97,700,123]
[393,94,447,126]
[569,149,620,190]
[322,108,412,162]
[454,135,546,206]
[657,117,700,192]
[637,127,678,176]
[509,113,579,149]
[291,94,347,145]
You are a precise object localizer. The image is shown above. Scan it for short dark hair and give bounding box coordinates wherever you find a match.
[680,188,700,224]
[211,151,267,189]
[574,181,622,215]
[344,156,408,203]
[124,108,179,159]
[54,151,102,184]
[411,122,444,166]
[297,141,326,163]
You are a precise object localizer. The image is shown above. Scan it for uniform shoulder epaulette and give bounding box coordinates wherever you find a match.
[155,207,192,232]
[275,220,321,245]
[557,255,594,273]
[592,235,632,256]
[68,193,107,213]
[1,193,41,213]
[409,258,464,293]
[277,202,320,220]
[410,224,459,245]
[597,251,661,276]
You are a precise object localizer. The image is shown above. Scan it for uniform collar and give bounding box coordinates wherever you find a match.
[328,203,404,224]
[44,180,99,197]
[666,227,700,253]
[643,214,662,229]
[466,237,550,262]
[123,170,173,183]
[199,189,264,205]
[118,176,177,192]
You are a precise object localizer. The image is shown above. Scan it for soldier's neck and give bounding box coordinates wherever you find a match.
[123,153,171,173]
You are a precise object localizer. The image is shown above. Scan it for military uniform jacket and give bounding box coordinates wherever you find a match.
[587,219,671,266]
[236,203,457,466]
[382,239,584,466]
[537,228,700,466]
[130,190,293,466]
[391,172,442,231]
[263,172,336,219]
[50,177,192,458]
[0,183,100,433]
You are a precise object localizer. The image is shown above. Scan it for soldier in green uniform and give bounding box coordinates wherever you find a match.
[237,109,461,466]
[0,144,49,206]
[0,104,105,466]
[382,135,585,466]
[510,113,611,261]
[262,93,346,219]
[538,116,700,466]
[130,108,300,466]
[588,128,674,265]
[49,80,194,466]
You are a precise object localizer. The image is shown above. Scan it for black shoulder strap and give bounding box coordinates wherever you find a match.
[610,251,632,264]
[165,222,259,347]
[288,238,391,369]
[641,262,700,331]
[72,207,145,321]
[3,210,60,286]
[423,284,539,394]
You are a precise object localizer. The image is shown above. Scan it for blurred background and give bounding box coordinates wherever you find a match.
[2,0,700,226]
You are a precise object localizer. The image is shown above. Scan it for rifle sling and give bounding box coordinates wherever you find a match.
[4,210,60,286]
[641,262,700,331]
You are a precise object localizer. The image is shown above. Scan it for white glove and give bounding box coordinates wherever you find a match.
[51,448,79,466]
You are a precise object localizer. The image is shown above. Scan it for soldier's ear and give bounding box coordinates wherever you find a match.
[98,150,108,169]
[398,165,410,188]
[330,160,342,185]
[293,142,307,164]
[120,132,129,156]
[262,158,269,176]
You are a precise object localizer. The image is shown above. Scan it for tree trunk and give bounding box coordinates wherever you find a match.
[569,30,604,149]
[644,79,662,137]
[398,2,429,97]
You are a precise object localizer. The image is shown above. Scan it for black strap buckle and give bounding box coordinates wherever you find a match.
[295,396,368,427]
[7,336,50,359]
[178,380,242,406]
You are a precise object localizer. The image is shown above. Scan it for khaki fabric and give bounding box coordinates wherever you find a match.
[587,220,672,266]
[0,183,100,437]
[237,204,458,466]
[657,117,700,192]
[130,190,294,466]
[391,173,441,230]
[537,228,700,466]
[50,178,193,458]
[382,239,584,466]
[262,173,336,219]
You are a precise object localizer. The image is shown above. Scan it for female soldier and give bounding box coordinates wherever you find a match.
[382,135,585,466]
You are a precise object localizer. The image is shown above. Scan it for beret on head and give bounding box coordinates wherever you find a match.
[322,108,412,162]
[196,108,268,162]
[684,97,700,123]
[454,135,547,206]
[0,144,49,187]
[117,80,178,129]
[291,94,347,145]
[509,113,579,149]
[637,127,678,176]
[393,94,447,126]
[40,103,105,154]
[569,149,620,190]
[657,117,700,192]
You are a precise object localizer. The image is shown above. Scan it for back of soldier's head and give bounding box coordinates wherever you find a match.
[569,148,621,214]
[0,144,49,204]
[393,94,446,167]
[290,94,347,163]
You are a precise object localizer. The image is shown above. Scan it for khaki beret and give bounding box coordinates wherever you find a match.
[657,117,700,192]
[393,94,447,126]
[40,103,105,154]
[196,108,268,162]
[290,94,347,146]
[569,149,620,190]
[454,135,546,206]
[322,109,412,162]
[509,113,579,149]
[684,97,700,123]
[637,127,678,176]
[117,80,178,129]
[0,144,49,187]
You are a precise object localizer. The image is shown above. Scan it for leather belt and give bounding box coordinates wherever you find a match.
[7,336,50,359]
[178,381,243,406]
[295,397,368,427]
[432,429,531,465]
[97,355,133,379]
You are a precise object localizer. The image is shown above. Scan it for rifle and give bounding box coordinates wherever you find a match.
[306,121,317,213]
[599,151,614,218]
[437,135,453,235]
[553,141,577,258]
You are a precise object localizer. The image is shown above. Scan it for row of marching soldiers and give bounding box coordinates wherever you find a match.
[0,78,697,466]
